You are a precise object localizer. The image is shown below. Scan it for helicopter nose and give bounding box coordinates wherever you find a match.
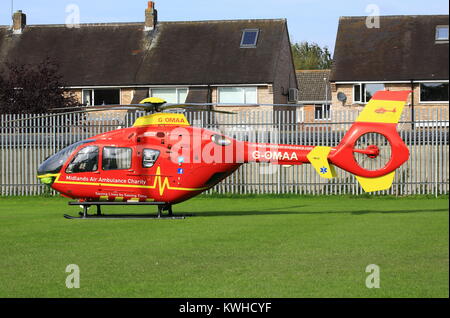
[37,159,61,186]
[37,173,57,185]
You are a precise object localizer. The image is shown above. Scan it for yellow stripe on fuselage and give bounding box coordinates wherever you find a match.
[356,100,405,124]
[53,167,208,196]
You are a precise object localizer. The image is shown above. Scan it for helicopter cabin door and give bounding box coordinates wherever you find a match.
[97,146,137,201]
[133,146,167,201]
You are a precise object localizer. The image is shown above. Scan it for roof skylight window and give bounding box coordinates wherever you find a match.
[436,25,449,41]
[240,29,259,48]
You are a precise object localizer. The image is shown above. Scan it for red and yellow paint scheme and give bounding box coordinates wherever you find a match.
[37,91,411,205]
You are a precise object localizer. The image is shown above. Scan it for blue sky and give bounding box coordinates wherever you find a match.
[1,0,449,51]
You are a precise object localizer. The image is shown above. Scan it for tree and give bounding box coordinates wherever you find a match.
[291,41,332,70]
[0,58,78,114]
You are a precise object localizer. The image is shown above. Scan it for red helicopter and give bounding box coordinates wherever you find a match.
[33,90,410,219]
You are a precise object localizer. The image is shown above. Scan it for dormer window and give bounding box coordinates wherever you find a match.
[435,25,449,42]
[240,29,259,48]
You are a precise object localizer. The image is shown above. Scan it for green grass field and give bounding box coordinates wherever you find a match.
[0,195,448,298]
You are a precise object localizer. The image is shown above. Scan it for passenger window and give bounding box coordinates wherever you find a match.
[66,146,99,173]
[143,149,160,168]
[102,147,132,170]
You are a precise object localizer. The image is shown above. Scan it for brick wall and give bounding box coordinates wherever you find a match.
[120,88,134,104]
[66,89,82,103]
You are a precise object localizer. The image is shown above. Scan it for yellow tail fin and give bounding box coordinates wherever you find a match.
[356,90,411,124]
[306,146,337,179]
[355,172,395,192]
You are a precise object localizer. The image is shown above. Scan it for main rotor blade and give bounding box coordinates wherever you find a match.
[49,102,301,113]
[160,103,257,109]
[160,102,302,109]
[159,103,240,114]
[165,107,236,114]
[49,104,152,111]
[3,107,138,124]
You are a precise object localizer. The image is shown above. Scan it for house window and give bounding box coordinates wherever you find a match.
[314,104,331,121]
[218,87,257,104]
[436,25,449,41]
[102,147,132,170]
[82,89,120,106]
[240,29,259,47]
[149,88,188,104]
[420,82,449,103]
[353,83,385,103]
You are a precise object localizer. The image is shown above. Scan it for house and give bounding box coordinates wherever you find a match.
[330,15,449,122]
[0,2,298,114]
[295,69,331,123]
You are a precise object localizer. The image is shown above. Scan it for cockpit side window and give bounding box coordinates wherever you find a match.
[102,147,132,170]
[37,140,95,175]
[65,146,99,174]
[142,149,160,168]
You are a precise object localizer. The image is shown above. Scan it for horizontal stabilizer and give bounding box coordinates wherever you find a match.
[355,172,395,192]
[306,146,337,179]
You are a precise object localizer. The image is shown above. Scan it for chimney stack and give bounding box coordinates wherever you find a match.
[145,1,157,31]
[12,10,26,34]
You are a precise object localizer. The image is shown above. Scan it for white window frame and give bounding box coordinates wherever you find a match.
[352,83,385,104]
[435,25,449,42]
[82,89,93,106]
[353,84,363,104]
[148,87,189,104]
[419,82,449,104]
[296,106,305,123]
[217,86,258,105]
[240,29,260,48]
[314,104,331,121]
[82,88,122,106]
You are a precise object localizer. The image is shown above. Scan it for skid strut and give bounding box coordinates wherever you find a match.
[65,201,191,219]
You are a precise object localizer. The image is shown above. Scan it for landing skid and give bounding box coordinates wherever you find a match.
[63,213,188,220]
[65,201,192,220]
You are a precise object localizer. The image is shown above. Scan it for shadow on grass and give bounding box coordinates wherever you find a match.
[65,205,448,218]
[190,207,449,217]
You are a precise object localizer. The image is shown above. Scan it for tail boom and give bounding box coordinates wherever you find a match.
[239,90,411,193]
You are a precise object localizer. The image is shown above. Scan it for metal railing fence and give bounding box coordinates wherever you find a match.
[0,107,448,196]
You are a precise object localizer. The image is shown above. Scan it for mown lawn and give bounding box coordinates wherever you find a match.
[0,195,448,298]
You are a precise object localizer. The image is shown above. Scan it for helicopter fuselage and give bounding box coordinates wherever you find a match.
[40,123,318,204]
